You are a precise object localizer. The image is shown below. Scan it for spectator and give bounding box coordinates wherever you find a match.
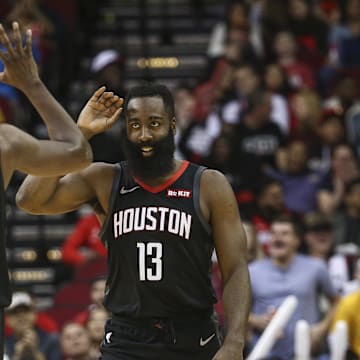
[5,291,61,360]
[308,109,346,172]
[248,215,338,359]
[287,0,329,55]
[333,177,360,247]
[61,212,106,267]
[303,212,349,295]
[172,84,196,160]
[336,0,360,67]
[323,75,360,116]
[290,89,322,145]
[251,178,292,254]
[317,144,360,216]
[223,63,290,135]
[234,90,286,169]
[73,277,107,326]
[85,307,109,359]
[272,30,316,91]
[60,322,96,360]
[266,140,325,215]
[204,133,261,218]
[207,0,250,61]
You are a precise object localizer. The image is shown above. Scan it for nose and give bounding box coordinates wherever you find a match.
[139,126,153,143]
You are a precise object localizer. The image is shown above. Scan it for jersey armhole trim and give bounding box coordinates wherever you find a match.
[194,166,211,235]
[99,163,122,241]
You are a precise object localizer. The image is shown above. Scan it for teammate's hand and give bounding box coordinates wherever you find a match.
[77,86,123,140]
[0,21,40,92]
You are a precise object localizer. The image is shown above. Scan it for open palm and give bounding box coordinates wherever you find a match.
[77,86,123,138]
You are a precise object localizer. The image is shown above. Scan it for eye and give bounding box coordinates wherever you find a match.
[130,122,140,129]
[150,121,160,127]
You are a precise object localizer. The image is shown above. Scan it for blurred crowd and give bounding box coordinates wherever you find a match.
[2,0,360,359]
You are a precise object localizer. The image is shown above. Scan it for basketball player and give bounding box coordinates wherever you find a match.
[17,83,251,360]
[0,22,122,358]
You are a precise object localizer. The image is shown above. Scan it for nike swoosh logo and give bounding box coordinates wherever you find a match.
[120,186,140,195]
[105,331,112,344]
[200,333,216,347]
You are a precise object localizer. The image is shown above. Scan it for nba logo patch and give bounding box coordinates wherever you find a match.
[167,189,192,198]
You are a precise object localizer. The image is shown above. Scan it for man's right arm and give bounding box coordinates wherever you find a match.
[16,162,115,216]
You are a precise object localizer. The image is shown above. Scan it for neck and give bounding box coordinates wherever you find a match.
[272,253,295,269]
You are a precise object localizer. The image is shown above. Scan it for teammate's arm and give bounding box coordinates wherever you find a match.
[201,170,251,360]
[0,22,92,182]
[16,162,115,216]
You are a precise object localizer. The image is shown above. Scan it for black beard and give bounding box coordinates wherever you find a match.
[122,130,175,180]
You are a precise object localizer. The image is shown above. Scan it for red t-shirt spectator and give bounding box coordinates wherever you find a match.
[61,213,107,266]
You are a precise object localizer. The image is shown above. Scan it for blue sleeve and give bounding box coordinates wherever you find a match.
[317,260,337,299]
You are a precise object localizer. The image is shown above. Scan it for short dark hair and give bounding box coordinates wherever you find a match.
[124,82,175,119]
[271,214,304,239]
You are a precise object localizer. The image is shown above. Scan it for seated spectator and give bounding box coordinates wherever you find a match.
[289,89,322,145]
[303,212,349,295]
[248,215,338,359]
[317,143,360,216]
[5,291,61,360]
[5,292,58,336]
[308,109,346,172]
[73,276,106,325]
[85,307,109,359]
[222,63,290,135]
[60,322,97,360]
[333,178,360,247]
[61,211,106,267]
[266,140,325,215]
[251,178,292,254]
[336,0,360,67]
[204,133,261,218]
[173,83,196,160]
[323,75,360,116]
[287,0,328,56]
[234,90,286,169]
[272,30,316,91]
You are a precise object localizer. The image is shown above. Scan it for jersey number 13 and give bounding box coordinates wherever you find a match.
[137,242,163,281]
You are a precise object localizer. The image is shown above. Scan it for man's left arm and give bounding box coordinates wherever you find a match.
[310,262,339,353]
[201,169,251,360]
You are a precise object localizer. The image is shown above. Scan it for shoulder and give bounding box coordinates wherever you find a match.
[201,168,229,188]
[249,258,271,273]
[341,291,360,306]
[200,168,233,199]
[295,254,327,271]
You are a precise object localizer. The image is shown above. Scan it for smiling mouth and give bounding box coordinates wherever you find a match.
[141,146,154,156]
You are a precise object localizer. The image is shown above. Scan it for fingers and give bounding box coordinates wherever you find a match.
[24,28,32,56]
[12,22,24,55]
[107,107,123,127]
[0,23,16,57]
[92,86,106,101]
[0,22,31,59]
[99,91,124,109]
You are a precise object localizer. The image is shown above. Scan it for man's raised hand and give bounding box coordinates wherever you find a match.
[77,86,123,140]
[0,21,40,92]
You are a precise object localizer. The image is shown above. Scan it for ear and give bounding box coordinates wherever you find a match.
[170,117,176,135]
